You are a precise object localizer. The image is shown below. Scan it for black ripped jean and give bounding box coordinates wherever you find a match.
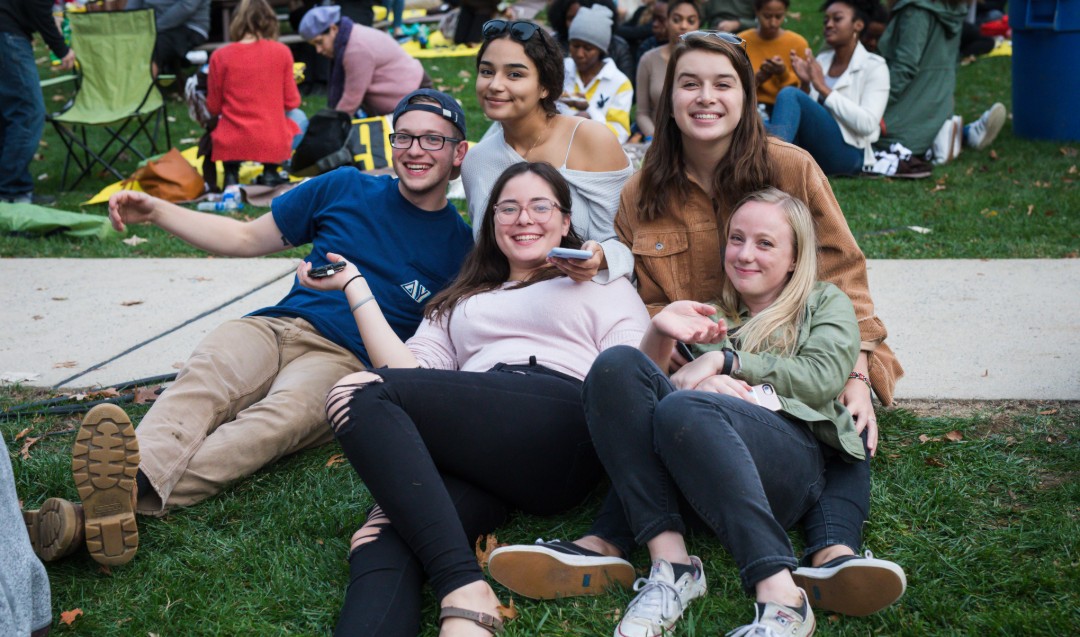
[583,346,840,593]
[331,363,602,637]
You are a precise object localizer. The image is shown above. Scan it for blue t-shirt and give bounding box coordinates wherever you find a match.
[251,168,474,365]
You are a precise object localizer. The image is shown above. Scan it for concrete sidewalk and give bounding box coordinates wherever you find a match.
[1,258,1078,400]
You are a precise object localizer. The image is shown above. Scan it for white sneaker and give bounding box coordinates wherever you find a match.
[614,556,707,637]
[930,115,963,165]
[726,588,816,637]
[964,102,1007,150]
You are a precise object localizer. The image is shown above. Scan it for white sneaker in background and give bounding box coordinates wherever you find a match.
[931,116,963,165]
[964,102,1007,150]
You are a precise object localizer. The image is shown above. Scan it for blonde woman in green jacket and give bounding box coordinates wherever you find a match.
[577,188,904,637]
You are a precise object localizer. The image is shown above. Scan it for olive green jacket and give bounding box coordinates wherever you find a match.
[694,282,864,461]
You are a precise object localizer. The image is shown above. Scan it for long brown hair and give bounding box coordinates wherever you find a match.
[229,0,279,42]
[425,162,584,323]
[637,33,772,222]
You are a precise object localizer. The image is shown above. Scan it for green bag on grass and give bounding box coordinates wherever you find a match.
[0,202,117,240]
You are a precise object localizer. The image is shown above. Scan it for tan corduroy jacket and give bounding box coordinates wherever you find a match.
[614,138,904,405]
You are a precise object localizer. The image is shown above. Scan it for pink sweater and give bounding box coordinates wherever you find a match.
[407,277,650,380]
[338,24,425,115]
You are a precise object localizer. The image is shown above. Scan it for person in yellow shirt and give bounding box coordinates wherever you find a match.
[739,0,809,115]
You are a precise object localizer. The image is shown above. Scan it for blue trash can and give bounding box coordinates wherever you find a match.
[1011,0,1080,141]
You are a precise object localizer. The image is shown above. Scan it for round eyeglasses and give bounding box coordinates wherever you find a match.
[388,132,461,151]
[493,199,561,224]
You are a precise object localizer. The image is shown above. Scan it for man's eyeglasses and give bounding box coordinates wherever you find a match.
[494,199,561,224]
[388,132,461,151]
[482,19,542,43]
[680,30,747,49]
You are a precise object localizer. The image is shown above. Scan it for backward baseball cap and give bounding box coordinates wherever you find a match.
[392,89,467,140]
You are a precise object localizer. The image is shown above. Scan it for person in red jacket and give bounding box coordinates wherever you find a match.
[207,0,301,187]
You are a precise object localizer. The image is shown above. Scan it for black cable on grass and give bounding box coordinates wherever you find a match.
[0,373,175,422]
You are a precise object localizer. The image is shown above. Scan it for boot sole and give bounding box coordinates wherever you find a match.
[793,559,906,616]
[487,545,636,599]
[72,404,140,566]
[23,497,82,561]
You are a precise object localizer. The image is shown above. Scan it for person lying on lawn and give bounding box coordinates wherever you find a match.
[299,161,649,637]
[21,90,473,567]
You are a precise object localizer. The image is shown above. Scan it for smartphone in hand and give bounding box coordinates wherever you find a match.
[749,383,782,410]
[309,261,346,278]
[548,247,593,260]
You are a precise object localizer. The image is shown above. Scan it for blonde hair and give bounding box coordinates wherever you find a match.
[717,188,818,356]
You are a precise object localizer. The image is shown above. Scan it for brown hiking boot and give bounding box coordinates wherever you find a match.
[23,497,85,561]
[71,403,140,566]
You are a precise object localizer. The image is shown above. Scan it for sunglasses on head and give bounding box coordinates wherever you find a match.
[680,30,747,49]
[482,19,542,42]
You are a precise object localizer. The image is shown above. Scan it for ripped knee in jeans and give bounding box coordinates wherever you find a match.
[326,371,383,434]
[349,504,390,556]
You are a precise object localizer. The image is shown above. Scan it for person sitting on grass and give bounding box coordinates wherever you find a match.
[299,4,430,117]
[20,90,474,568]
[738,0,809,117]
[487,30,905,628]
[301,161,650,636]
[874,0,1005,162]
[631,0,701,142]
[579,188,901,637]
[766,0,891,176]
[207,0,301,188]
[462,18,634,285]
[559,4,634,143]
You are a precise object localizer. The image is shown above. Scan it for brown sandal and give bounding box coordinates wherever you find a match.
[438,607,505,634]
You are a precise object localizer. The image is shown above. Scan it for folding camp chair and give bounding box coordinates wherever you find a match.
[48,9,171,190]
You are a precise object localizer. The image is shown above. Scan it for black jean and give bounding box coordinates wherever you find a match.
[332,363,602,637]
[583,346,833,593]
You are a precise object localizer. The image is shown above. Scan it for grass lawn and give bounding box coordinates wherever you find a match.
[5,393,1078,635]
[4,1,1078,635]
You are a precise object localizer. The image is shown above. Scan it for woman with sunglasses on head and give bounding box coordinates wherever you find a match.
[301,162,649,637]
[765,0,890,175]
[461,19,635,286]
[488,30,905,632]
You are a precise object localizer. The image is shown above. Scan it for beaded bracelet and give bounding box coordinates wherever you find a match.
[848,371,872,390]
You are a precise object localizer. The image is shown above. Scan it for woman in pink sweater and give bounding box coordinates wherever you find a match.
[299,162,650,637]
[300,5,428,117]
[207,0,300,187]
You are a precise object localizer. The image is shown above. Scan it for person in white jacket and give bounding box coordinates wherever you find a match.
[765,0,889,175]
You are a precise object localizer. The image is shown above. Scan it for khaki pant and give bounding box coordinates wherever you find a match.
[136,316,365,515]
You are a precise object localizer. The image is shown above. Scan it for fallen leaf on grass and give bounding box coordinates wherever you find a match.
[474,534,503,569]
[929,183,946,193]
[925,456,946,468]
[15,427,32,441]
[989,149,999,160]
[497,598,519,621]
[122,235,149,246]
[88,388,120,400]
[59,609,83,626]
[53,360,78,368]
[1060,146,1078,157]
[37,173,49,181]
[133,386,162,404]
[98,564,112,575]
[1027,204,1035,216]
[1069,165,1077,174]
[918,434,938,444]
[788,11,802,20]
[51,93,66,102]
[944,430,964,442]
[19,436,40,459]
[1040,408,1058,415]
[120,300,144,307]
[325,453,346,468]
[457,69,472,79]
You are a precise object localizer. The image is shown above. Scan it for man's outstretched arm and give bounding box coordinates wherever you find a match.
[108,191,292,257]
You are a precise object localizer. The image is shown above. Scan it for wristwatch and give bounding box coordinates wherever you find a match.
[721,348,735,376]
